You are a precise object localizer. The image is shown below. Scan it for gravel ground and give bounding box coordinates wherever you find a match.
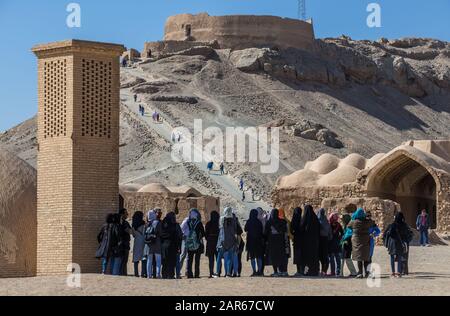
[1,245,449,296]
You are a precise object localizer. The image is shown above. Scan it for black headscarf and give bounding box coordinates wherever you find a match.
[246,209,261,231]
[394,212,405,225]
[291,207,302,233]
[132,211,145,230]
[301,204,319,232]
[206,210,220,236]
[163,212,177,226]
[269,208,287,233]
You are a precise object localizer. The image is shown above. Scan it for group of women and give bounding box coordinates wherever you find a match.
[96,205,415,279]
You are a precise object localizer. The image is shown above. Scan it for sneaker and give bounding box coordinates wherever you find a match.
[390,273,396,278]
[355,274,364,279]
[293,272,302,278]
[270,273,279,277]
[212,274,220,278]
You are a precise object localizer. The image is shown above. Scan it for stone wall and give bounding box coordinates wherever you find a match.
[142,40,219,58]
[122,192,220,223]
[436,171,450,234]
[164,13,315,51]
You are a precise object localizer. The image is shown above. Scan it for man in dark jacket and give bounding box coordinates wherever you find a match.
[416,209,430,246]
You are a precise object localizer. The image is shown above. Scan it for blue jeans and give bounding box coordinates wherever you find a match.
[390,255,402,274]
[216,248,224,275]
[111,257,122,276]
[223,250,239,276]
[420,228,429,245]
[101,258,109,274]
[329,253,341,275]
[250,258,263,274]
[147,253,162,278]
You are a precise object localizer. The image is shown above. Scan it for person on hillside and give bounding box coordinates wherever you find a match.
[144,210,163,279]
[185,209,205,278]
[290,207,303,277]
[416,209,431,247]
[205,211,220,278]
[131,211,147,278]
[245,209,264,276]
[383,212,414,278]
[161,212,182,279]
[215,207,241,277]
[340,214,358,277]
[265,209,289,277]
[317,208,332,276]
[220,162,225,175]
[239,178,244,191]
[328,212,343,277]
[347,208,375,278]
[207,161,214,174]
[242,191,246,202]
[96,213,115,274]
[134,94,138,103]
[299,205,320,276]
[118,208,132,276]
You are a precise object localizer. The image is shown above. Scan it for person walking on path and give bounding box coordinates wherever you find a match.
[220,162,225,175]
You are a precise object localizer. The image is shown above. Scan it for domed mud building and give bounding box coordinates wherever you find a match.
[272,140,450,234]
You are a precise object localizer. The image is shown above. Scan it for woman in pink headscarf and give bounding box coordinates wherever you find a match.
[328,212,344,276]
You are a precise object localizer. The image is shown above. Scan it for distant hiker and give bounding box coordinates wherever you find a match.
[132,211,147,278]
[340,214,357,277]
[299,205,320,276]
[161,212,182,279]
[328,212,343,276]
[134,94,138,102]
[152,111,158,122]
[118,208,132,276]
[242,191,246,202]
[96,213,116,274]
[383,212,413,278]
[121,58,127,67]
[205,211,220,278]
[347,208,375,278]
[290,207,303,276]
[317,208,332,276]
[144,210,163,279]
[245,209,264,276]
[185,209,205,278]
[239,178,244,191]
[177,132,182,143]
[171,130,177,143]
[265,209,289,277]
[220,162,225,175]
[156,112,160,122]
[207,161,214,174]
[251,187,255,201]
[416,209,431,246]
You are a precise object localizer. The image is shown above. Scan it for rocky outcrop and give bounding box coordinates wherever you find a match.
[288,120,344,149]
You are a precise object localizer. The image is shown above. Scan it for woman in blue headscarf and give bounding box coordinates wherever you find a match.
[347,208,375,278]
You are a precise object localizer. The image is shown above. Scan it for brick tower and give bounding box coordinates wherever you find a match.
[32,40,125,275]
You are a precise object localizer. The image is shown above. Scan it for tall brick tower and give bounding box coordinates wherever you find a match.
[32,40,125,275]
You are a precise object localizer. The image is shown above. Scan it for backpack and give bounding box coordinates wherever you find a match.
[186,220,201,252]
[145,222,158,245]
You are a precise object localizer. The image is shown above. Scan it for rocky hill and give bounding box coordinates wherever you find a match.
[1,36,449,215]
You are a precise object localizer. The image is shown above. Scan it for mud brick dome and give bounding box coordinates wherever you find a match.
[0,149,37,278]
[164,13,315,51]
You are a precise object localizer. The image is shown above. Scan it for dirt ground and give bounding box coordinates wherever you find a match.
[1,245,449,296]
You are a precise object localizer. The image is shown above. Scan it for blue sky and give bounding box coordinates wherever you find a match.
[0,0,449,131]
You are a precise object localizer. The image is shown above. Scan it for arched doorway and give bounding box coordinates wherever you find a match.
[366,154,438,228]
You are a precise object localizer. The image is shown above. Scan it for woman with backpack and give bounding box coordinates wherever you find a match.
[184,208,205,278]
[144,210,163,279]
[205,211,220,278]
[328,212,343,276]
[161,212,183,279]
[245,209,265,277]
[96,213,115,274]
[264,209,289,277]
[383,212,413,278]
[132,211,147,278]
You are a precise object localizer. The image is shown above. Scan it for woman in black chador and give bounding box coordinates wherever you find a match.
[299,205,320,276]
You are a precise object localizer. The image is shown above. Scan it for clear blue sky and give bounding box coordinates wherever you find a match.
[0,0,449,131]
